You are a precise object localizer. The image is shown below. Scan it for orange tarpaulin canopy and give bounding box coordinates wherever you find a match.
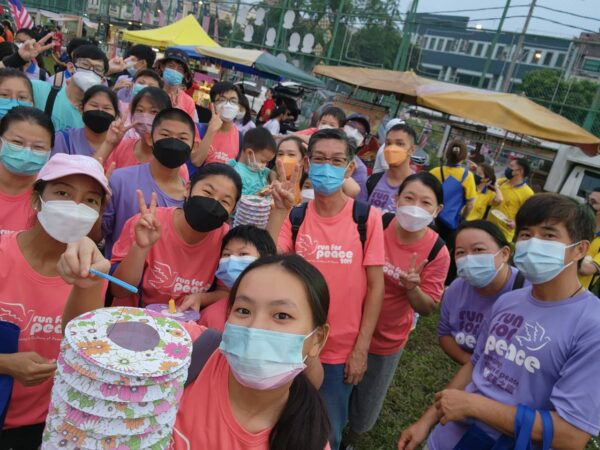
[313,65,600,156]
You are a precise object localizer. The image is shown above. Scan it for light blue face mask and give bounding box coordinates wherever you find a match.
[220,323,316,390]
[308,162,347,195]
[514,238,578,284]
[456,251,503,288]
[163,67,184,86]
[131,82,146,97]
[0,139,49,176]
[0,98,33,118]
[215,255,257,289]
[127,65,138,77]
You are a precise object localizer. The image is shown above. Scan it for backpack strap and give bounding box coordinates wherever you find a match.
[460,168,469,183]
[60,129,71,154]
[426,236,446,264]
[512,271,525,290]
[185,329,222,387]
[44,86,60,118]
[289,203,308,246]
[365,172,384,199]
[382,212,395,229]
[440,166,446,182]
[352,200,371,251]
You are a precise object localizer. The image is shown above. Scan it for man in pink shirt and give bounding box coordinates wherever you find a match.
[267,128,385,449]
[192,82,241,166]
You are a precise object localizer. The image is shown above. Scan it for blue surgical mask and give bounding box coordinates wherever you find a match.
[0,98,32,118]
[514,238,578,284]
[131,82,146,96]
[163,67,183,86]
[0,139,49,176]
[456,251,503,288]
[220,323,316,390]
[127,66,138,77]
[215,255,257,288]
[308,163,346,195]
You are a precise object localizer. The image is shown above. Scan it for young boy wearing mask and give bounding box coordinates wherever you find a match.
[229,127,277,196]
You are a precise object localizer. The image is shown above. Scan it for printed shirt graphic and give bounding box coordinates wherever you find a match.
[204,127,240,164]
[278,199,385,364]
[428,287,600,450]
[0,233,82,428]
[438,267,525,353]
[0,187,35,236]
[111,207,228,307]
[370,223,449,355]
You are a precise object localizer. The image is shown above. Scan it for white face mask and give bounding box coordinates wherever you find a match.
[38,198,99,243]
[217,101,240,122]
[344,125,364,147]
[72,69,102,93]
[318,123,335,130]
[235,109,246,121]
[301,188,315,203]
[395,205,434,232]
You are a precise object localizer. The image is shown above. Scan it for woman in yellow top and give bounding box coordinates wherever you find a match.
[466,163,503,221]
[579,187,600,289]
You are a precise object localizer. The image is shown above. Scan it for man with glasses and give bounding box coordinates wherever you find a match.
[344,114,372,198]
[267,128,385,449]
[192,81,243,166]
[31,44,108,131]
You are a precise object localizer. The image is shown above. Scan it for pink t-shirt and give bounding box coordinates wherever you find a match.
[369,222,450,355]
[0,233,105,428]
[204,126,240,165]
[104,138,189,181]
[0,188,35,235]
[199,296,228,331]
[111,207,228,307]
[295,127,317,136]
[278,199,385,364]
[172,322,330,450]
[176,90,199,123]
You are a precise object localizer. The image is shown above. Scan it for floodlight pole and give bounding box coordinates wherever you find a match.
[501,0,536,92]
[478,0,511,89]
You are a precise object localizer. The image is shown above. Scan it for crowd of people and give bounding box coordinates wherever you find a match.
[0,27,598,450]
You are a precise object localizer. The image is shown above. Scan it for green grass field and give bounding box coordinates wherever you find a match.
[356,311,599,450]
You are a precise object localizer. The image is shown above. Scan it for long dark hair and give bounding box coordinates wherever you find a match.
[456,220,510,249]
[227,254,331,450]
[398,172,444,206]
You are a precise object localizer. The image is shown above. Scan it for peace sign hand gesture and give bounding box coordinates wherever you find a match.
[105,118,134,147]
[398,253,427,291]
[270,158,300,210]
[18,33,54,63]
[134,190,162,250]
[208,104,223,133]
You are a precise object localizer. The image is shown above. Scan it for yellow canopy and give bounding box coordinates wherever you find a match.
[194,46,263,67]
[122,15,219,49]
[313,65,600,155]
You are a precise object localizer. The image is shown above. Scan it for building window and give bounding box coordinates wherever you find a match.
[429,38,437,50]
[436,39,444,51]
[555,53,565,68]
[543,52,553,66]
[495,45,505,59]
[520,49,530,62]
[445,39,454,52]
[582,57,600,74]
[465,41,473,55]
[475,42,485,57]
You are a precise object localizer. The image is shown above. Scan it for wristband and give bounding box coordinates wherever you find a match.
[2,51,28,68]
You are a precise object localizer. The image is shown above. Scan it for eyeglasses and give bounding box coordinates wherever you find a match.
[310,155,348,167]
[215,98,240,106]
[75,62,105,78]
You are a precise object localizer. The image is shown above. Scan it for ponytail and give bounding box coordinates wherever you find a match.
[269,373,330,450]
[444,138,467,165]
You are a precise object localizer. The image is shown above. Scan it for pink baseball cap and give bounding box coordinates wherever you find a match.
[37,153,111,196]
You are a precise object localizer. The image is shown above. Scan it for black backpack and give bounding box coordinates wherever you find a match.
[44,75,62,118]
[381,212,447,265]
[185,328,222,387]
[290,200,371,251]
[365,172,385,199]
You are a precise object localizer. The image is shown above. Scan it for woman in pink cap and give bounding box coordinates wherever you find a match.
[0,153,109,450]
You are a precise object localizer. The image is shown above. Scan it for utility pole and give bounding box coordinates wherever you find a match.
[275,0,289,52]
[393,0,419,71]
[478,0,511,89]
[229,0,241,46]
[325,0,345,65]
[501,0,536,92]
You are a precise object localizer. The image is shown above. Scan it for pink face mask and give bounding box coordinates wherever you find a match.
[132,112,155,137]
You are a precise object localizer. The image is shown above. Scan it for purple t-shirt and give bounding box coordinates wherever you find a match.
[438,267,528,352]
[352,155,369,195]
[51,127,96,157]
[428,287,600,450]
[102,163,185,259]
[362,172,400,213]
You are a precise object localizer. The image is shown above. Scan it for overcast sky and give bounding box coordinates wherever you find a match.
[412,0,599,39]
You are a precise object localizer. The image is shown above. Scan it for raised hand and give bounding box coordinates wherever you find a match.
[57,237,111,288]
[271,158,300,210]
[18,33,54,63]
[113,78,133,92]
[208,103,223,133]
[105,118,133,147]
[108,56,127,75]
[134,190,162,249]
[398,253,427,291]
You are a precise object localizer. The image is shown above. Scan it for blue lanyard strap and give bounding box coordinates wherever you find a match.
[539,410,554,450]
[515,404,535,450]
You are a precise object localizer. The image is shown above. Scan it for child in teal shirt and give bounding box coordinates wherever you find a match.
[229,127,276,196]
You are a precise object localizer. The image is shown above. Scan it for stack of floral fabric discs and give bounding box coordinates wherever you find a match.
[41,307,192,450]
[233,195,272,229]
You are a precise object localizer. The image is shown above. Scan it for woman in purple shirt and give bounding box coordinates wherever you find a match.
[438,220,526,365]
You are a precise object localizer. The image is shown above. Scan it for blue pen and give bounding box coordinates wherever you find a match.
[89,268,139,294]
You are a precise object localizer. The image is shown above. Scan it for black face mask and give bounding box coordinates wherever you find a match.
[152,137,191,169]
[83,110,114,134]
[504,167,514,180]
[473,173,482,185]
[183,195,229,232]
